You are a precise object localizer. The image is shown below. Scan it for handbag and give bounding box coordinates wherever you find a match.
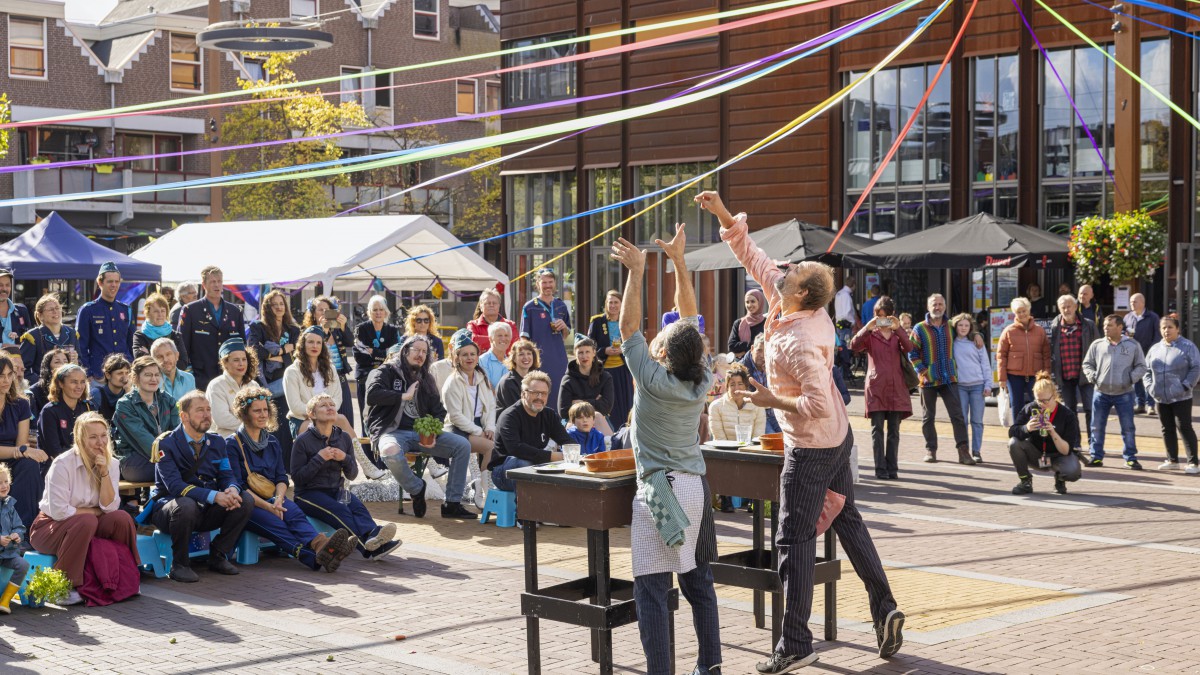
[898,350,920,391]
[233,434,278,500]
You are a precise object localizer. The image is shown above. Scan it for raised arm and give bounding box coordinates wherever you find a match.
[611,239,648,342]
[697,191,784,306]
[657,223,697,319]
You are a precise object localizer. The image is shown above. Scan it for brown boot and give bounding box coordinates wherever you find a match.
[923,450,937,463]
[957,446,977,465]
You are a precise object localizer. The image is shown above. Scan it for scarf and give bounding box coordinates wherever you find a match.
[237,425,270,453]
[737,289,767,343]
[141,319,172,341]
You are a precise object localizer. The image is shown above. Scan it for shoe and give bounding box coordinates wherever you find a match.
[720,496,735,513]
[876,608,905,658]
[1134,404,1146,415]
[1054,477,1068,495]
[1011,477,1033,495]
[471,478,486,510]
[888,473,899,480]
[1085,456,1103,467]
[0,582,17,614]
[61,590,83,606]
[1148,408,1158,416]
[874,474,889,480]
[353,437,388,480]
[1126,459,1143,471]
[441,502,475,519]
[690,666,723,675]
[169,565,199,583]
[957,447,976,465]
[367,539,402,559]
[972,453,983,463]
[428,462,449,479]
[923,451,937,463]
[410,481,428,518]
[364,522,397,552]
[208,556,239,575]
[756,651,818,673]
[1187,463,1200,475]
[1159,459,1180,471]
[318,528,359,573]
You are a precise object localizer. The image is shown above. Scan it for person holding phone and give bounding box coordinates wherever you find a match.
[850,297,915,480]
[521,269,571,409]
[1008,372,1081,495]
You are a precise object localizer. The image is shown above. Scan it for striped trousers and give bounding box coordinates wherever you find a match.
[776,430,896,656]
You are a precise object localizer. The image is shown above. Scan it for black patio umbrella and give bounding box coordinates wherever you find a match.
[671,219,872,272]
[841,213,1069,270]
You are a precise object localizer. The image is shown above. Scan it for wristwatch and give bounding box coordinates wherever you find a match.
[17,445,26,455]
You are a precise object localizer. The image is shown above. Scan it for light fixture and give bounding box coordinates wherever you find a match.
[197,20,334,53]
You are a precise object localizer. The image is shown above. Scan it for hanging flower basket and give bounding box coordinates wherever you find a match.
[95,164,115,174]
[1068,209,1167,285]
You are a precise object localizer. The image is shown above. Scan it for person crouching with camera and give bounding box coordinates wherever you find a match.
[1008,372,1083,496]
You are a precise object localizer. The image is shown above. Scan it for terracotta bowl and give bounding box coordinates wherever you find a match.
[581,448,636,472]
[759,433,784,452]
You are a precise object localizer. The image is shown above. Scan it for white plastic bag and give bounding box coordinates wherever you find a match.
[997,387,1012,426]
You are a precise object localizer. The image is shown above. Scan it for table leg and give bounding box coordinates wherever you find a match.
[823,530,837,642]
[523,520,541,675]
[752,498,765,629]
[771,499,782,648]
[588,528,614,675]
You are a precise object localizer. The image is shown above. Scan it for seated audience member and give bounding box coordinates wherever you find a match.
[247,289,302,444]
[709,363,766,441]
[301,296,356,423]
[134,292,189,370]
[0,353,39,528]
[206,338,262,437]
[225,386,357,573]
[559,336,614,435]
[479,321,513,387]
[441,330,497,510]
[291,394,400,559]
[148,391,255,583]
[29,412,140,606]
[113,356,179,484]
[1008,372,1083,496]
[496,339,541,410]
[707,353,730,406]
[20,294,79,383]
[28,349,68,426]
[489,371,571,491]
[37,364,92,461]
[90,354,131,422]
[151,337,196,403]
[740,333,781,434]
[566,401,606,455]
[610,411,633,451]
[0,463,29,614]
[352,295,401,436]
[3,347,29,394]
[366,335,474,519]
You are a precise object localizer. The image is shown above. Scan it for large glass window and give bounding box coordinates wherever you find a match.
[506,171,578,319]
[632,163,719,244]
[589,168,624,314]
[971,55,1019,219]
[844,64,952,239]
[9,16,46,79]
[414,0,439,39]
[169,33,201,92]
[1141,38,1169,176]
[340,66,363,105]
[503,33,577,106]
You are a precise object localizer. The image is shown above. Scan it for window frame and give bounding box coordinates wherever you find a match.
[340,65,364,106]
[413,0,439,40]
[290,0,318,19]
[167,32,203,93]
[456,79,478,116]
[8,16,48,81]
[502,33,578,107]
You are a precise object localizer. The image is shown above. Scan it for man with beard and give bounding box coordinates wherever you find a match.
[488,370,571,491]
[909,294,974,465]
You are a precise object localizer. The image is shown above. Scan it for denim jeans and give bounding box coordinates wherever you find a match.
[1090,390,1138,460]
[1059,378,1094,444]
[1134,380,1155,410]
[1006,374,1034,422]
[634,564,722,675]
[490,455,531,492]
[379,429,471,502]
[957,382,986,456]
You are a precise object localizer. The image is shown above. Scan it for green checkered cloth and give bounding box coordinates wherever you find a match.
[643,470,690,548]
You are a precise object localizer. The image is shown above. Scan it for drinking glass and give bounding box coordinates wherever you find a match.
[562,443,582,466]
[735,424,752,444]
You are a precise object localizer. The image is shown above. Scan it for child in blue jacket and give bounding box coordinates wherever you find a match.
[566,402,607,455]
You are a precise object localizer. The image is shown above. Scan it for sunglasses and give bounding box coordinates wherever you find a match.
[414,317,431,324]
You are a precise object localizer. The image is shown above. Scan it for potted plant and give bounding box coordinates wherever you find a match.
[1069,209,1167,289]
[28,156,52,166]
[23,566,72,608]
[94,164,115,174]
[413,415,443,448]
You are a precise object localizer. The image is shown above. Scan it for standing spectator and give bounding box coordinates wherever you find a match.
[1144,316,1200,473]
[77,262,134,382]
[352,295,400,436]
[478,322,513,388]
[833,276,857,378]
[467,288,517,354]
[301,296,354,424]
[246,289,301,451]
[149,391,255,582]
[403,304,446,361]
[133,292,189,370]
[860,284,882,328]
[727,289,767,358]
[496,338,540,411]
[1049,295,1098,443]
[898,313,913,334]
[441,330,498,509]
[151,338,195,403]
[1077,284,1101,325]
[205,339,261,438]
[910,294,974,465]
[0,353,37,529]
[521,269,571,408]
[708,363,766,442]
[169,282,198,329]
[20,294,78,383]
[37,364,92,462]
[1025,283,1051,319]
[851,297,915,479]
[1007,374,1082,495]
[741,334,780,434]
[180,266,245,391]
[952,313,992,463]
[89,354,131,423]
[1124,293,1161,415]
[0,269,32,347]
[28,349,68,426]
[1083,315,1147,469]
[558,335,614,434]
[112,356,179,483]
[588,290,634,435]
[488,371,570,491]
[997,297,1051,422]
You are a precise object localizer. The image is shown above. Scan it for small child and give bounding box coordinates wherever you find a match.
[0,464,29,614]
[566,401,607,455]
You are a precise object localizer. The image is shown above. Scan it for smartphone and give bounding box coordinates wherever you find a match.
[324,308,340,321]
[877,317,894,328]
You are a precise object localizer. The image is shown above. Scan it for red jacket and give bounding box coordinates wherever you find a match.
[79,537,140,607]
[467,316,517,354]
[851,326,915,419]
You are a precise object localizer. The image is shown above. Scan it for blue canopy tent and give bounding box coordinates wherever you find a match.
[0,212,161,281]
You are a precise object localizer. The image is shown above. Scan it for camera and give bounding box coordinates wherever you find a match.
[324,308,340,321]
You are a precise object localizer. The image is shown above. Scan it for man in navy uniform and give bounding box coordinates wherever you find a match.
[0,269,32,347]
[150,390,255,583]
[76,262,134,381]
[180,266,245,391]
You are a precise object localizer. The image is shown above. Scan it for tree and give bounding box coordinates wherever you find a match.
[356,104,452,219]
[0,94,10,158]
[220,51,368,220]
[443,143,501,241]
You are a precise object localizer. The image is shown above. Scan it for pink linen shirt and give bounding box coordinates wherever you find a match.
[720,213,849,449]
[38,449,121,521]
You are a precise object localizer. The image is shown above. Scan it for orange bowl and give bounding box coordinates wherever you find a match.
[580,448,635,472]
[759,433,784,452]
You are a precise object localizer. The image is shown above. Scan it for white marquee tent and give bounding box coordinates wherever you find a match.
[131,214,506,292]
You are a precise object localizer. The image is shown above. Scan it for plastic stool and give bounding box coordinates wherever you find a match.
[233,531,275,565]
[18,552,58,605]
[730,497,744,509]
[479,489,516,528]
[307,516,337,537]
[136,534,168,578]
[152,529,220,571]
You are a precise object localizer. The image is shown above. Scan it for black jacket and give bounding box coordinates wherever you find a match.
[490,402,574,469]
[179,298,245,391]
[496,370,523,411]
[290,424,358,493]
[727,318,765,357]
[246,320,301,385]
[353,321,401,379]
[1009,400,1081,452]
[558,359,614,420]
[133,328,190,371]
[364,361,447,448]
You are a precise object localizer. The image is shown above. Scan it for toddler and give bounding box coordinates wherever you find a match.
[0,464,29,614]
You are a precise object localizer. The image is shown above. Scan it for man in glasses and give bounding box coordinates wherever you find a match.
[487,370,570,491]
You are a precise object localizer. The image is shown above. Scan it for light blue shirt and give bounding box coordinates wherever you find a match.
[479,350,508,390]
[161,368,197,404]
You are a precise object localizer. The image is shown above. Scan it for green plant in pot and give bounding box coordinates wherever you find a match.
[25,566,71,607]
[413,415,443,448]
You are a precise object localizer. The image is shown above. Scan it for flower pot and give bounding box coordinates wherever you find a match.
[95,164,114,174]
[418,433,436,448]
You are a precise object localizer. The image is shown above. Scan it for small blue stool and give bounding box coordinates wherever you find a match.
[233,531,275,565]
[730,497,744,509]
[479,489,516,528]
[18,551,58,605]
[136,534,168,578]
[307,516,337,537]
[152,529,220,571]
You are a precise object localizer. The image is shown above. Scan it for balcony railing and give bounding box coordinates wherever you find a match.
[31,168,211,206]
[329,185,450,216]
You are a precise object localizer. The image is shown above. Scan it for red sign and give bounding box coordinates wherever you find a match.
[984,255,1013,267]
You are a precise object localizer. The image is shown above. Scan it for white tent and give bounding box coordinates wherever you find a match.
[131,214,505,292]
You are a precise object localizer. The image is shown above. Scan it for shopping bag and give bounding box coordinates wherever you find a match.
[816,489,846,536]
[997,387,1012,426]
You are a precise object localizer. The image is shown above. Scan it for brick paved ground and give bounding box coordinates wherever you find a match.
[2,405,1199,674]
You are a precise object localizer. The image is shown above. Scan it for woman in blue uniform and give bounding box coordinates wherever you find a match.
[520,269,571,407]
[20,295,78,383]
[0,353,38,527]
[588,290,633,432]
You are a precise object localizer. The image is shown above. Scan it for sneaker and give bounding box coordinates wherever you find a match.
[367,538,402,559]
[1054,477,1068,495]
[1085,456,1103,467]
[923,451,937,463]
[972,453,983,464]
[690,666,723,675]
[1134,404,1146,415]
[1011,478,1033,495]
[168,565,199,583]
[875,608,905,658]
[1186,463,1200,475]
[441,502,475,519]
[755,651,819,673]
[428,462,449,479]
[410,481,428,518]
[1126,459,1143,471]
[364,522,397,551]
[61,590,83,606]
[208,556,240,576]
[1159,459,1180,471]
[1147,407,1158,417]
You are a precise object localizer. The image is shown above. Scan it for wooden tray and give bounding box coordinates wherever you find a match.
[740,445,784,456]
[564,465,638,479]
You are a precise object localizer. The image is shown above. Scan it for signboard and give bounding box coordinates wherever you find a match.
[988,305,1015,386]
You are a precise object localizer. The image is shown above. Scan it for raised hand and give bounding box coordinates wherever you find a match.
[654,223,688,262]
[610,237,647,272]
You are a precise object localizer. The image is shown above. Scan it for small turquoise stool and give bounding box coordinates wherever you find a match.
[479,489,516,528]
[233,531,275,565]
[306,516,337,537]
[136,534,168,578]
[152,529,221,571]
[730,497,744,509]
[18,551,58,605]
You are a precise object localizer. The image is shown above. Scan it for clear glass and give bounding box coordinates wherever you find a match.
[735,424,752,444]
[562,443,582,466]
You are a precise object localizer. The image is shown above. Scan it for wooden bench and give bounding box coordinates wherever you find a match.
[118,480,153,497]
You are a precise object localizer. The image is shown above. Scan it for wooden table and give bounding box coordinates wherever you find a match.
[701,445,842,646]
[509,466,678,675]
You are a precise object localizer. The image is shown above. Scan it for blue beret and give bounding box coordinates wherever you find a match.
[98,262,120,275]
[218,338,245,358]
